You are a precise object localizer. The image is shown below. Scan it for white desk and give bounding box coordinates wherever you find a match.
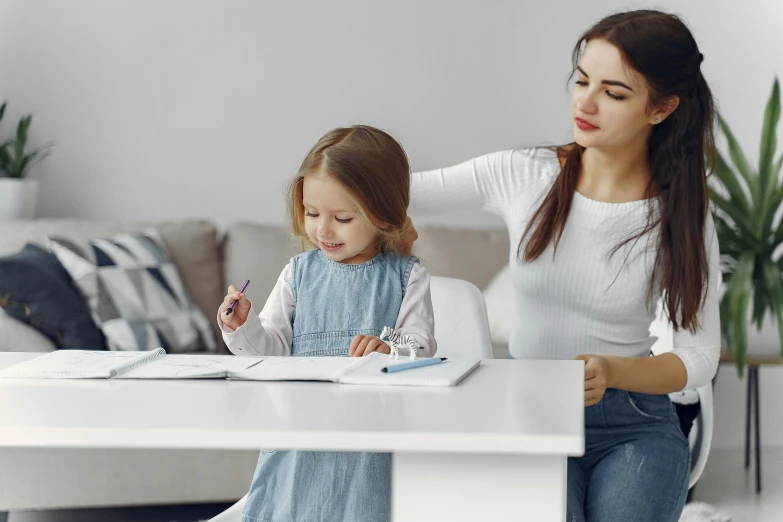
[0,353,584,521]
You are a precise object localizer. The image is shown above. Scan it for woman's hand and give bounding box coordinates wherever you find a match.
[349,335,391,357]
[574,354,613,407]
[218,285,252,330]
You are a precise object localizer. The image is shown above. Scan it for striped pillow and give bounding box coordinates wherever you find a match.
[47,229,216,353]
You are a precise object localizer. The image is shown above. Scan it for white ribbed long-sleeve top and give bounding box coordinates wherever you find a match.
[411,147,721,389]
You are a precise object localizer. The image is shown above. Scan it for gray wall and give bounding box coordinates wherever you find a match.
[1,0,780,229]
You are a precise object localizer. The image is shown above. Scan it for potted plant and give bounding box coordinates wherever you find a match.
[0,101,53,219]
[709,77,782,376]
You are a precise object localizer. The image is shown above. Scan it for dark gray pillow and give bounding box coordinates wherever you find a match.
[0,243,106,350]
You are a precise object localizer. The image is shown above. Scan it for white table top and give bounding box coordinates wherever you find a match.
[0,352,584,456]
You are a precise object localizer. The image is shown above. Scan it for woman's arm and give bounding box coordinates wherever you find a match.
[393,263,437,358]
[410,148,553,217]
[666,213,722,389]
[217,264,294,356]
[599,214,722,394]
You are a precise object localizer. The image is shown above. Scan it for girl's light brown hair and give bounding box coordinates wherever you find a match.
[287,125,413,255]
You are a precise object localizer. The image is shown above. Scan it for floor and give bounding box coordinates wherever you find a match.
[4,503,230,522]
[690,447,783,522]
[4,448,781,521]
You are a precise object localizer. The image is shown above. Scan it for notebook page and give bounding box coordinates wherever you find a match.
[0,348,165,379]
[228,355,373,382]
[338,356,481,387]
[117,354,262,379]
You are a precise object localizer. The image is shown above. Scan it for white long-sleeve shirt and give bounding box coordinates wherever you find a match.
[410,147,721,390]
[218,261,437,358]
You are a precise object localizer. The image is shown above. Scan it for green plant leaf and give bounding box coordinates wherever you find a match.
[713,151,752,215]
[714,213,754,254]
[12,115,31,174]
[709,186,758,240]
[0,114,52,178]
[0,140,11,173]
[12,154,32,180]
[11,147,51,179]
[752,260,768,329]
[725,253,754,377]
[715,80,783,375]
[762,260,783,357]
[759,78,781,198]
[718,114,760,205]
[761,154,783,239]
[773,153,783,194]
[769,179,783,246]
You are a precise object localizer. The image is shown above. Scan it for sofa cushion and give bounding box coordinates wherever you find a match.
[412,226,509,291]
[48,229,216,353]
[482,264,513,346]
[221,223,299,313]
[0,309,57,353]
[220,223,511,316]
[0,219,225,350]
[0,243,104,350]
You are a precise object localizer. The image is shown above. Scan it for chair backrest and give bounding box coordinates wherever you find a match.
[429,276,494,360]
[689,383,713,488]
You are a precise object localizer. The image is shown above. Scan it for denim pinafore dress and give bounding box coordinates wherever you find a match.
[241,249,417,522]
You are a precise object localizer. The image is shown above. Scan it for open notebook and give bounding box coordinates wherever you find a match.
[230,352,481,387]
[0,350,480,387]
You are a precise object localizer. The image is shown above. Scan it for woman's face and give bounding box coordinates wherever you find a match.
[571,39,665,152]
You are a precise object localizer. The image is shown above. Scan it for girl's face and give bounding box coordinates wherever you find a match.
[302,168,379,264]
[571,39,666,152]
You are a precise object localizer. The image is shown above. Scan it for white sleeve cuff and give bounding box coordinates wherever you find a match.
[670,344,720,390]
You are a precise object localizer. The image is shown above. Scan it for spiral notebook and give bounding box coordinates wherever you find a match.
[0,349,262,379]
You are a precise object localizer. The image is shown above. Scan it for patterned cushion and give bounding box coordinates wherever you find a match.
[47,229,217,353]
[0,243,106,350]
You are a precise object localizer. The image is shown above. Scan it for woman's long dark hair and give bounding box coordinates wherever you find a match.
[519,9,715,332]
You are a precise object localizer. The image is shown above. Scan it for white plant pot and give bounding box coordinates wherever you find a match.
[0,178,38,219]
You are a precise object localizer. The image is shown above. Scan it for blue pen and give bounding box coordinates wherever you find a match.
[381,357,448,373]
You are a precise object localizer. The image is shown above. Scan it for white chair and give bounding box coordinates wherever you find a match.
[649,305,714,489]
[208,276,494,521]
[209,493,247,522]
[688,383,714,489]
[428,276,494,360]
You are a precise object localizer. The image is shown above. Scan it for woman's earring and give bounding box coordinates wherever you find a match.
[654,117,660,124]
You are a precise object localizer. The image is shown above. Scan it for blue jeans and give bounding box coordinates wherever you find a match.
[568,388,690,522]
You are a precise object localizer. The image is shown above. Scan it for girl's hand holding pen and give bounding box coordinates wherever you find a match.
[219,284,252,329]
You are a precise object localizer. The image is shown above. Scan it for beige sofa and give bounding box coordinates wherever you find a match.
[0,219,509,510]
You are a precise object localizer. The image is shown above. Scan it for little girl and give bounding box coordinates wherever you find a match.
[217,125,437,522]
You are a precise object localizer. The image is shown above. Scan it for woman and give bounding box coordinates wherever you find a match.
[409,9,720,522]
